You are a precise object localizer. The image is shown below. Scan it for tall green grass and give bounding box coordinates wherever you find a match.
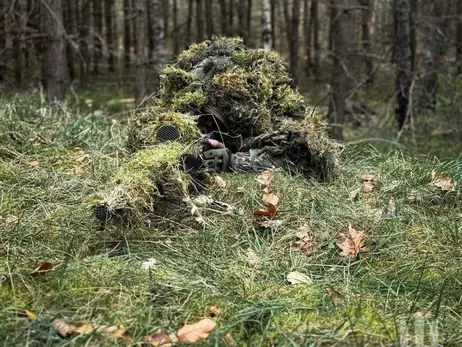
[0,95,461,346]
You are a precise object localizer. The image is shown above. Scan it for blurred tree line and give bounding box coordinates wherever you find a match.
[0,0,461,139]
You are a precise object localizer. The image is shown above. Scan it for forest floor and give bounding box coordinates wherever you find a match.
[0,90,462,346]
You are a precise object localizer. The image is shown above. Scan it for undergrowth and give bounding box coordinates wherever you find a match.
[0,95,461,346]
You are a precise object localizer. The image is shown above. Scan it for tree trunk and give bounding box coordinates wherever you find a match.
[44,0,68,102]
[246,0,252,43]
[457,0,462,74]
[409,0,417,71]
[328,0,334,52]
[163,0,169,43]
[238,0,246,39]
[393,0,413,129]
[123,0,131,69]
[172,0,180,55]
[328,0,356,140]
[79,0,91,84]
[205,0,214,38]
[0,0,5,55]
[105,0,115,72]
[186,0,193,47]
[262,0,272,51]
[282,0,291,50]
[147,0,154,63]
[196,0,204,42]
[289,0,301,82]
[12,1,22,85]
[63,0,76,81]
[227,0,234,37]
[358,0,373,85]
[270,0,276,49]
[303,0,312,72]
[219,0,228,36]
[93,0,103,75]
[311,0,319,75]
[153,0,165,90]
[420,1,444,111]
[135,0,147,104]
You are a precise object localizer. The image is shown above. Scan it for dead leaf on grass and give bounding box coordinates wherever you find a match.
[295,224,315,253]
[349,187,361,200]
[225,332,235,344]
[254,203,277,217]
[98,325,133,343]
[388,198,396,214]
[336,221,368,260]
[30,262,54,277]
[1,214,19,226]
[213,176,227,188]
[144,329,174,346]
[13,309,37,320]
[361,174,375,182]
[430,171,455,191]
[177,318,216,343]
[325,285,345,304]
[286,271,312,285]
[140,258,157,271]
[254,219,282,229]
[28,160,40,168]
[262,192,279,206]
[255,169,274,186]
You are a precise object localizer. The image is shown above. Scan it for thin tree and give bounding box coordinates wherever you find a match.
[12,0,21,85]
[219,0,228,36]
[93,0,103,74]
[246,0,252,42]
[185,0,193,47]
[163,0,169,43]
[44,0,69,101]
[152,0,165,90]
[270,0,276,49]
[328,0,356,140]
[123,0,131,69]
[310,0,319,75]
[63,0,76,81]
[358,0,373,85]
[457,0,462,74]
[135,0,147,104]
[227,0,234,36]
[289,0,301,82]
[204,0,214,39]
[172,0,180,55]
[147,0,154,63]
[0,0,4,55]
[105,0,115,72]
[196,0,204,42]
[262,0,272,51]
[238,0,246,40]
[393,0,413,129]
[79,0,91,84]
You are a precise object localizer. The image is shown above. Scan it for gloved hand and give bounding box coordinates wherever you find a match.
[203,148,235,172]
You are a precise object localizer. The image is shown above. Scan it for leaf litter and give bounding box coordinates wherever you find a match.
[336,221,368,260]
[286,271,312,285]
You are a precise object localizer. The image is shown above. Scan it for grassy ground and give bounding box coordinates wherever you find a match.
[1,93,462,346]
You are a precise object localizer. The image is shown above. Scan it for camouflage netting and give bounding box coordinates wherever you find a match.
[126,37,310,151]
[96,37,342,225]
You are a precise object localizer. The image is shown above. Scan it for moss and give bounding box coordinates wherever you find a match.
[171,91,207,112]
[273,86,307,118]
[212,68,250,99]
[159,66,194,96]
[126,107,201,153]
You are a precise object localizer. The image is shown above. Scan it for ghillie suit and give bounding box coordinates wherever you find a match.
[94,37,341,225]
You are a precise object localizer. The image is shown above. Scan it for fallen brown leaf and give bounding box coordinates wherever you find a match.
[246,248,262,268]
[325,285,345,305]
[430,171,455,191]
[262,192,279,206]
[225,332,235,344]
[213,176,227,188]
[254,219,283,229]
[28,160,40,168]
[286,271,312,285]
[144,329,174,346]
[209,305,223,317]
[30,262,54,277]
[98,325,132,343]
[13,309,37,320]
[73,323,95,335]
[254,203,277,217]
[177,318,216,343]
[336,221,368,260]
[295,224,315,253]
[255,169,274,186]
[361,174,375,182]
[1,214,19,225]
